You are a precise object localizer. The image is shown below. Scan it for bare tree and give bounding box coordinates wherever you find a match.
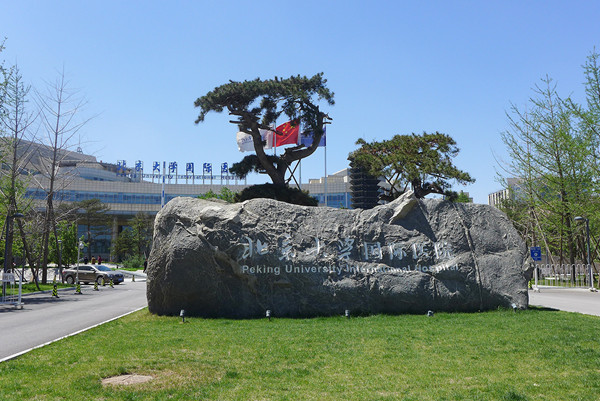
[0,60,47,286]
[33,68,92,283]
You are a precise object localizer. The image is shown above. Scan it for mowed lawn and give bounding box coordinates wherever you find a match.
[1,308,599,400]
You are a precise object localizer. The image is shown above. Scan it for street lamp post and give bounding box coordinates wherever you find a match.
[76,240,84,286]
[2,213,24,298]
[574,216,596,292]
[57,239,63,283]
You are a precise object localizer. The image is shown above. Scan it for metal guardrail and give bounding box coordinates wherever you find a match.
[1,272,24,308]
[114,270,147,281]
[534,264,598,288]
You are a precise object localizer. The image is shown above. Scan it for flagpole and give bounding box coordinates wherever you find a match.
[274,119,277,157]
[324,141,328,207]
[298,120,302,190]
[161,161,166,208]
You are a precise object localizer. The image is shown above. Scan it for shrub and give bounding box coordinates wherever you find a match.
[234,184,318,206]
[122,254,146,270]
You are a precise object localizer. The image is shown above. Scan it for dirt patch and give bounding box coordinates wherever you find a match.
[102,374,153,386]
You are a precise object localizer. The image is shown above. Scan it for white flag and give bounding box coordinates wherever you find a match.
[236,130,274,152]
[236,132,254,152]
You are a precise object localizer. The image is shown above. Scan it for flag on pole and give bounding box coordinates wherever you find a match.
[236,129,274,152]
[298,126,326,147]
[260,129,274,149]
[236,132,254,152]
[274,120,299,147]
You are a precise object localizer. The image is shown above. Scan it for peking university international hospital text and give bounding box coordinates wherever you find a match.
[20,141,352,261]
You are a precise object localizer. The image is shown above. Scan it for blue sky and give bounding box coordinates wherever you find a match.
[2,1,599,203]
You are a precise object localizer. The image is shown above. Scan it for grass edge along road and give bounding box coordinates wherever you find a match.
[1,308,599,400]
[4,282,73,295]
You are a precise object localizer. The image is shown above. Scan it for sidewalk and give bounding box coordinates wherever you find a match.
[529,287,600,317]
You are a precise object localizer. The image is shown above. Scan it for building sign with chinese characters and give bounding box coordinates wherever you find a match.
[138,161,236,181]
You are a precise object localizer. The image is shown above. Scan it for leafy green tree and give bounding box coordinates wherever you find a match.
[48,221,78,266]
[129,212,153,258]
[121,254,146,270]
[499,51,600,267]
[111,212,153,263]
[194,73,334,186]
[17,210,47,286]
[71,199,111,261]
[573,50,600,266]
[198,187,237,203]
[112,228,135,262]
[455,191,472,203]
[349,132,474,200]
[47,220,77,282]
[498,195,533,242]
[234,183,318,206]
[569,50,600,173]
[500,76,592,266]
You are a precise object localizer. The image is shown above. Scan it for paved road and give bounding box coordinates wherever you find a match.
[529,287,600,317]
[0,280,147,362]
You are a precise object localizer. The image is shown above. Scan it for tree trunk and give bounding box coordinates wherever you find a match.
[15,218,41,291]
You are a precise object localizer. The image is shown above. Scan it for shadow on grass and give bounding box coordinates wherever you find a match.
[527,305,560,312]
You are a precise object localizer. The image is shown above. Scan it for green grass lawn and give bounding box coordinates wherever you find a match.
[4,282,73,295]
[1,308,599,400]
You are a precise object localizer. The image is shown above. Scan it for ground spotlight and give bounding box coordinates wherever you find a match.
[345,309,350,319]
[180,309,186,323]
[511,303,517,311]
[266,310,271,321]
[427,310,434,317]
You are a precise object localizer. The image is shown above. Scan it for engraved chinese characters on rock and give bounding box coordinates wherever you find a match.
[239,234,302,262]
[387,242,407,261]
[434,241,453,260]
[305,237,321,259]
[337,238,354,261]
[363,241,382,261]
[238,233,456,273]
[279,234,296,261]
[241,236,269,259]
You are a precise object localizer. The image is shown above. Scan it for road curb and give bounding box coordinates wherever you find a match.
[17,280,145,298]
[18,286,78,298]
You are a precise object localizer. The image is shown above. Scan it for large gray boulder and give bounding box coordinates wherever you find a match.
[147,192,530,318]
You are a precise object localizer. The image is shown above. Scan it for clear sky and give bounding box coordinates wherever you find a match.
[2,1,599,204]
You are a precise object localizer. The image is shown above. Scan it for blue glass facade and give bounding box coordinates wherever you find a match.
[312,192,352,208]
[78,226,112,257]
[26,188,353,209]
[25,188,192,206]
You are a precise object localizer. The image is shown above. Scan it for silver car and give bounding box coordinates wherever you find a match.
[62,265,124,285]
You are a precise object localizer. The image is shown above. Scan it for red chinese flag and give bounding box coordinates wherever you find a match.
[274,120,299,147]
